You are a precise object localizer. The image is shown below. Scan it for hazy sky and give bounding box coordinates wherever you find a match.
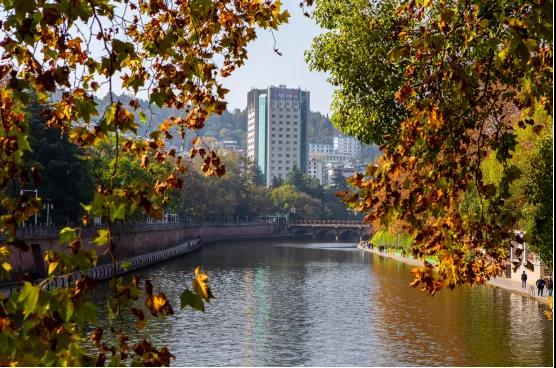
[221,0,334,114]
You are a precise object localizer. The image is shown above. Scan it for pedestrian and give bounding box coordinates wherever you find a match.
[547,278,553,297]
[521,271,527,289]
[535,277,546,296]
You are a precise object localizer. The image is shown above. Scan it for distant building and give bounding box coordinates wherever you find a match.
[334,135,361,159]
[325,163,355,186]
[247,85,309,186]
[326,152,352,163]
[213,140,240,153]
[309,143,332,156]
[307,158,327,185]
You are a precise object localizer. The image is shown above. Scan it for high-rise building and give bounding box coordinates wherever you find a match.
[247,85,309,186]
[333,135,361,159]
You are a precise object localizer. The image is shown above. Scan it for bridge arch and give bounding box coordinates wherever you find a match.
[315,229,336,241]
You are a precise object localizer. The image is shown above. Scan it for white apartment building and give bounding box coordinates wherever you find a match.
[307,158,327,185]
[247,86,309,187]
[309,143,332,155]
[334,135,361,159]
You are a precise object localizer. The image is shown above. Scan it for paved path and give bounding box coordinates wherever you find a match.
[487,277,551,304]
[359,245,551,305]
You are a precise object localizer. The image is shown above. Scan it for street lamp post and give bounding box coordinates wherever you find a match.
[46,200,54,227]
[20,189,38,225]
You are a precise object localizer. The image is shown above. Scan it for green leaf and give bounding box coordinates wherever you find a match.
[109,202,127,222]
[17,282,40,318]
[93,229,110,246]
[120,260,131,270]
[180,289,205,312]
[104,104,117,125]
[138,111,147,123]
[64,300,75,322]
[149,91,165,107]
[59,227,77,244]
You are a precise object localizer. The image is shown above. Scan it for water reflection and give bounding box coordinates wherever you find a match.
[92,240,552,366]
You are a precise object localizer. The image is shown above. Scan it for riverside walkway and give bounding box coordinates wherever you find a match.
[358,243,551,305]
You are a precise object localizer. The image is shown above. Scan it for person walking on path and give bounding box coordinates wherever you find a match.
[536,278,546,296]
[547,278,553,297]
[521,271,528,288]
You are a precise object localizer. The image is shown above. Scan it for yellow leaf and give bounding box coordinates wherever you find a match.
[1,262,12,272]
[48,262,58,276]
[192,267,213,302]
[92,229,110,246]
[153,294,167,311]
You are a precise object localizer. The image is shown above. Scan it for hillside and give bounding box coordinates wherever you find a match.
[94,94,379,162]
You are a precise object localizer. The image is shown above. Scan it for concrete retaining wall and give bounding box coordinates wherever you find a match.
[7,223,276,274]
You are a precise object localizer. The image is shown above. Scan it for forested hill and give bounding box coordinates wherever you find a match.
[94,94,379,161]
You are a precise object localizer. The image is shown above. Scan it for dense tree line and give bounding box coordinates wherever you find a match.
[24,99,354,227]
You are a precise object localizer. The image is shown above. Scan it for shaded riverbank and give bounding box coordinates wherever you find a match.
[358,244,551,305]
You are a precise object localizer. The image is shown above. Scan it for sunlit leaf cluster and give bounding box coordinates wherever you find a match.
[1,0,288,365]
[309,0,552,294]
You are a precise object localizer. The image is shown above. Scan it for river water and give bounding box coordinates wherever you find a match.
[95,240,553,366]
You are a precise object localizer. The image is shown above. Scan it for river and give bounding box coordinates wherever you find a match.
[94,240,553,366]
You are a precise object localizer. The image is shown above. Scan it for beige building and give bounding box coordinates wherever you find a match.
[247,85,309,186]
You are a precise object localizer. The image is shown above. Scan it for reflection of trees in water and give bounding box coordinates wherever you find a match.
[369,253,552,366]
[370,253,486,366]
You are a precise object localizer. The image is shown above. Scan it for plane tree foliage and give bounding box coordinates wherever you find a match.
[307,0,553,294]
[0,0,288,365]
[306,0,407,145]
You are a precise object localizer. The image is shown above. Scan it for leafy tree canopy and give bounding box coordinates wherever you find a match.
[307,0,553,294]
[0,0,288,365]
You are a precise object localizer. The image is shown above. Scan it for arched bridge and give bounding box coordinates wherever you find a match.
[288,220,372,242]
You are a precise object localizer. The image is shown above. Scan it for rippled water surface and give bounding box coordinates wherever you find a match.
[95,240,553,366]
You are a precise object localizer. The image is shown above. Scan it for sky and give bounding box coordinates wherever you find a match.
[221,0,334,115]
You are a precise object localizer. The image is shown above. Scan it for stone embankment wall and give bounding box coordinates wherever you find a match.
[8,223,276,274]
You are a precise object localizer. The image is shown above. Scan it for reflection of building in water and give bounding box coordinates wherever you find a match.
[506,292,553,364]
[241,269,256,365]
[241,247,311,365]
[248,267,270,366]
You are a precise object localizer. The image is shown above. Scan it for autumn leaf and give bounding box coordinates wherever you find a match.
[192,267,214,302]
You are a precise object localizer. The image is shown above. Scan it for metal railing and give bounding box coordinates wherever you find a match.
[290,219,367,225]
[0,238,202,297]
